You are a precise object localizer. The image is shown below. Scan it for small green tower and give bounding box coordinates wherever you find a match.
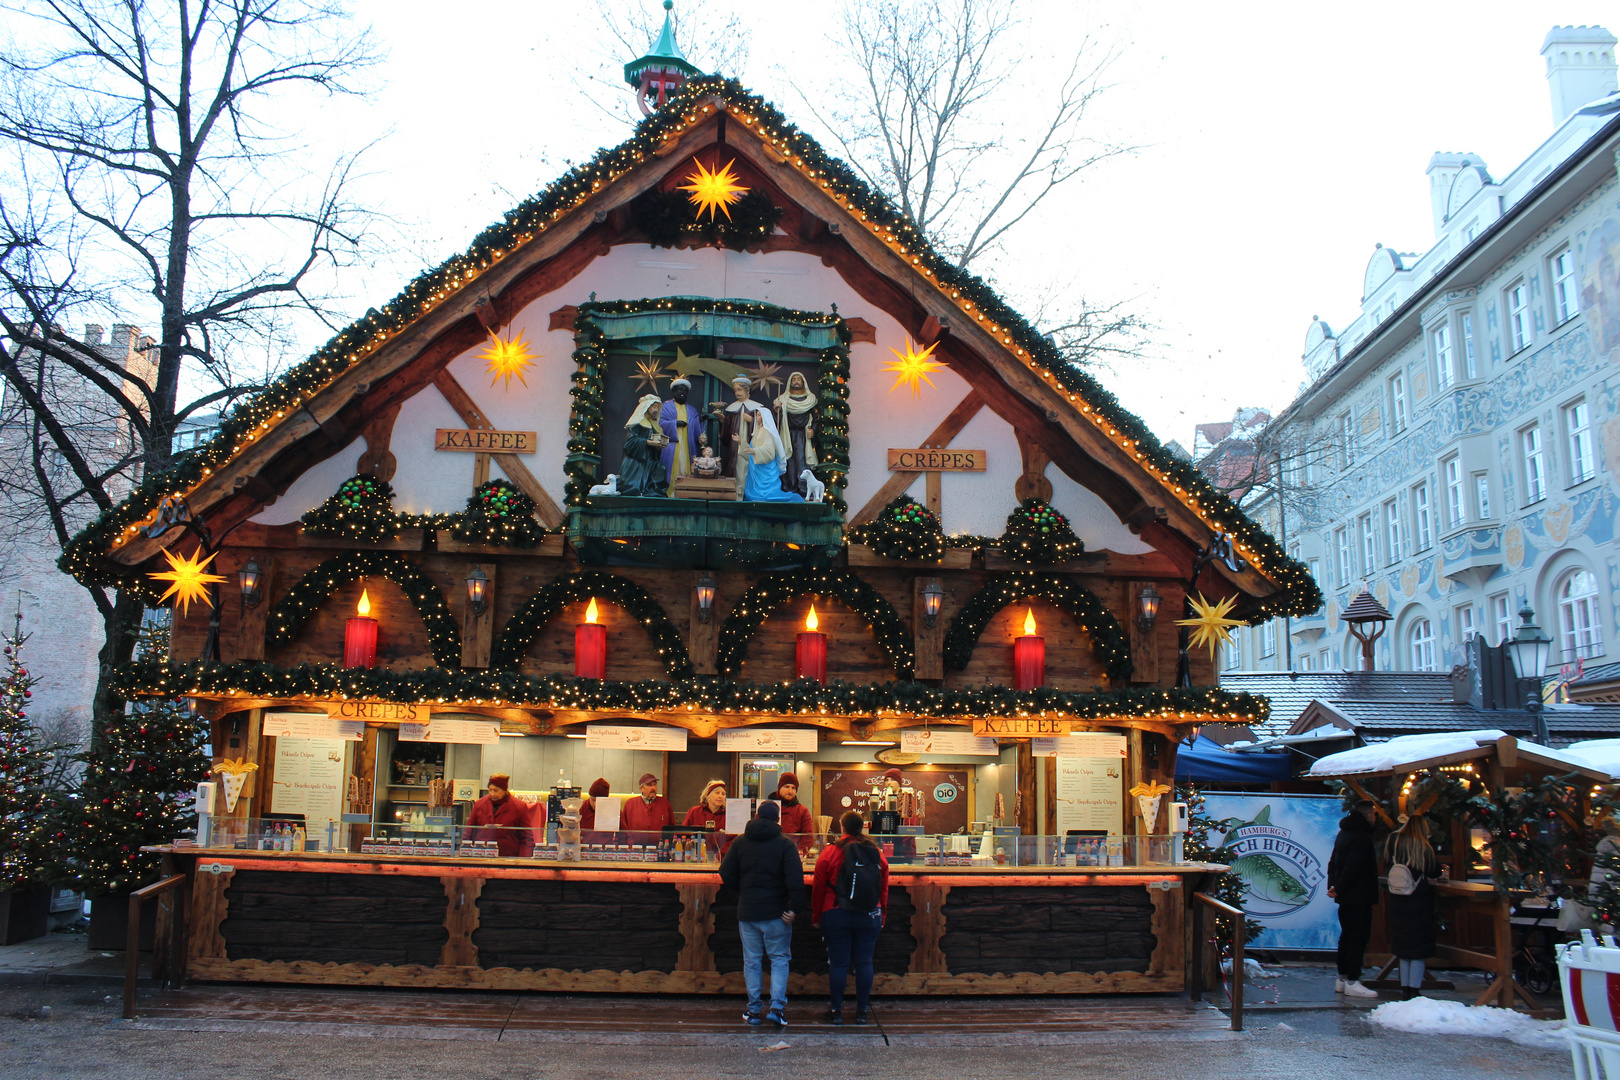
[623,1,702,116]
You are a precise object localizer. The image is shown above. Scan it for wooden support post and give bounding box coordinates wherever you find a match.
[473,453,492,488]
[906,883,950,973]
[1016,740,1037,837]
[912,577,945,681]
[349,726,380,853]
[1044,756,1057,837]
[925,470,942,515]
[689,572,719,676]
[1127,729,1147,834]
[676,882,719,972]
[439,876,483,967]
[235,559,275,663]
[460,562,497,669]
[1127,581,1160,684]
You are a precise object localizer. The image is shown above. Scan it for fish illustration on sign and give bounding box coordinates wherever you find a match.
[1229,853,1310,908]
[1215,804,1325,917]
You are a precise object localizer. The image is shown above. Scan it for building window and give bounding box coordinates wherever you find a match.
[1558,569,1604,662]
[1319,648,1332,670]
[1433,324,1455,390]
[1412,482,1432,550]
[1461,312,1478,379]
[1506,279,1530,353]
[1566,399,1595,484]
[1463,220,1479,243]
[1260,621,1276,658]
[1491,593,1512,645]
[1298,651,1312,671]
[1444,455,1464,527]
[1456,604,1477,643]
[1338,411,1354,469]
[1223,640,1242,670]
[1387,371,1407,433]
[1409,618,1437,671]
[1473,472,1491,519]
[1521,424,1546,503]
[1334,528,1350,587]
[1384,499,1402,563]
[1551,246,1580,326]
[1358,512,1375,575]
[1307,557,1322,589]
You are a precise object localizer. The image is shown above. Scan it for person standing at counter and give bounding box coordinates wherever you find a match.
[772,774,814,856]
[579,778,611,830]
[719,800,805,1027]
[621,773,674,837]
[467,774,534,858]
[812,811,889,1025]
[683,779,732,855]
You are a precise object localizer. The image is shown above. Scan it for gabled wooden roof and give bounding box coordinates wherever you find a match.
[63,78,1320,619]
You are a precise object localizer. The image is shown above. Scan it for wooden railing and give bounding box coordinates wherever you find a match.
[123,874,187,1020]
[1189,891,1246,1031]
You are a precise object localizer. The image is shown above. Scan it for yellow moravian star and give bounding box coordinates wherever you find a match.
[149,547,228,616]
[882,339,946,399]
[678,158,748,221]
[479,329,537,390]
[1175,592,1246,659]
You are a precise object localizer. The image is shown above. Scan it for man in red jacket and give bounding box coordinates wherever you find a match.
[621,772,675,840]
[773,774,815,856]
[466,773,534,857]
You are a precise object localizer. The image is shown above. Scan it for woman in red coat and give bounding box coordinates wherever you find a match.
[682,779,732,856]
[773,774,815,856]
[811,811,889,1025]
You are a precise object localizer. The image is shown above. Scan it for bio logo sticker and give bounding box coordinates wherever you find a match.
[933,782,958,803]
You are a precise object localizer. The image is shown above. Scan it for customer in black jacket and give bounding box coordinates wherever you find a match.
[1327,799,1380,998]
[719,800,806,1027]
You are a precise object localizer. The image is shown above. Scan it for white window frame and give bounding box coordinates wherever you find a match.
[1456,604,1477,644]
[1338,411,1354,469]
[1412,482,1432,551]
[1491,593,1512,645]
[1387,371,1407,433]
[1506,279,1531,354]
[1223,638,1242,670]
[1334,527,1350,587]
[1260,621,1277,659]
[1461,311,1478,379]
[1433,324,1455,390]
[1307,557,1322,588]
[1384,499,1402,564]
[1298,651,1312,672]
[1551,246,1580,326]
[1358,512,1375,576]
[1444,455,1464,528]
[1558,569,1604,662]
[1521,424,1546,504]
[1409,618,1437,671]
[1566,399,1595,485]
[1473,471,1491,520]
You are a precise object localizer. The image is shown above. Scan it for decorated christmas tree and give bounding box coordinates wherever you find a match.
[65,621,211,894]
[0,614,51,890]
[1176,781,1264,948]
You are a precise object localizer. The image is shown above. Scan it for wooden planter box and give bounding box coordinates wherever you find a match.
[0,885,51,946]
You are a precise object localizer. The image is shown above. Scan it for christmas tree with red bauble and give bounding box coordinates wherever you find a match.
[0,613,51,890]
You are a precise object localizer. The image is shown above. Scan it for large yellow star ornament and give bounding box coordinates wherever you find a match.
[678,158,748,221]
[149,547,228,616]
[882,339,946,399]
[1175,592,1246,659]
[479,329,537,390]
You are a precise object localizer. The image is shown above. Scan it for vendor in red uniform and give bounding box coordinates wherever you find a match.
[682,779,733,855]
[621,772,674,839]
[773,773,815,856]
[579,778,610,830]
[466,773,534,857]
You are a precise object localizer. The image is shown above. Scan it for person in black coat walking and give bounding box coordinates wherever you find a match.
[719,800,806,1027]
[1327,799,1380,998]
[1384,816,1441,999]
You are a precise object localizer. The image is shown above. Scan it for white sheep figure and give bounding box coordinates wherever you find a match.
[800,470,825,503]
[588,474,619,496]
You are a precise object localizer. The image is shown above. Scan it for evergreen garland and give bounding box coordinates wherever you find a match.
[998,498,1084,563]
[266,551,461,669]
[716,568,914,679]
[0,617,50,889]
[451,479,546,548]
[631,185,784,250]
[300,475,400,544]
[60,76,1319,620]
[66,623,211,894]
[847,495,945,562]
[941,571,1132,682]
[116,658,1270,725]
[489,571,693,677]
[1178,782,1265,949]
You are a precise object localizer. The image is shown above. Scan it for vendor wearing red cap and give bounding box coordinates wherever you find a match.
[466,773,534,857]
[683,779,733,855]
[773,773,815,856]
[621,772,674,838]
[579,777,611,830]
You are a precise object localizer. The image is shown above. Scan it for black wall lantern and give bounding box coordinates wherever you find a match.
[466,566,490,616]
[922,580,945,627]
[1137,583,1161,633]
[695,574,717,622]
[238,560,263,609]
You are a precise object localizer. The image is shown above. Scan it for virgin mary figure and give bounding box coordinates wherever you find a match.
[741,402,803,503]
[774,371,817,496]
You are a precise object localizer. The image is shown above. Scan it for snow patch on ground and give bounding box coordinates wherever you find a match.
[1366,998,1568,1049]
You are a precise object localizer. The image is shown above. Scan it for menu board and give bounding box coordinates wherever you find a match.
[586,723,688,751]
[898,730,998,756]
[816,765,971,834]
[1032,733,1127,758]
[270,737,347,827]
[398,718,500,744]
[1053,755,1124,836]
[263,712,363,740]
[716,727,819,752]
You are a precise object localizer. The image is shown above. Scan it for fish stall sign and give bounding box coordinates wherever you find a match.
[1203,793,1342,951]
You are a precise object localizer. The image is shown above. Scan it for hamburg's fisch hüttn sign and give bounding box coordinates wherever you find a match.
[973,717,1071,737]
[435,428,538,453]
[887,448,986,471]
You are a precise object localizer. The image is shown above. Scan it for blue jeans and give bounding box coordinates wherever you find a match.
[739,917,793,1013]
[821,907,882,1011]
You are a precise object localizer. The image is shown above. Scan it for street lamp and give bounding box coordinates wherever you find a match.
[1506,604,1553,745]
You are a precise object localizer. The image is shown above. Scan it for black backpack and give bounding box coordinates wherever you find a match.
[836,840,881,913]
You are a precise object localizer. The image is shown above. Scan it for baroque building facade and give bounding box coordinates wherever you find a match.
[1219,26,1620,678]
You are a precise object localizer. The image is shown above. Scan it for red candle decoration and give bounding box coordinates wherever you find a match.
[1013,606,1045,691]
[575,597,607,679]
[796,603,828,684]
[344,588,379,669]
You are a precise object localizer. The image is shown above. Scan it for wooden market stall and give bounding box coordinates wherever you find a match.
[66,55,1319,997]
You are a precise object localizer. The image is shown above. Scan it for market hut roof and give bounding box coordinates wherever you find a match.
[1307,729,1615,783]
[61,78,1321,620]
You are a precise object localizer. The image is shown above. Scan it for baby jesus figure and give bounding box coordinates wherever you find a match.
[692,433,722,478]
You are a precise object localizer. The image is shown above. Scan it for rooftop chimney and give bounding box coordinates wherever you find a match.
[1542,25,1618,126]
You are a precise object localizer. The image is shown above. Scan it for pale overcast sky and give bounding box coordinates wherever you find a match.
[230,1,1620,445]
